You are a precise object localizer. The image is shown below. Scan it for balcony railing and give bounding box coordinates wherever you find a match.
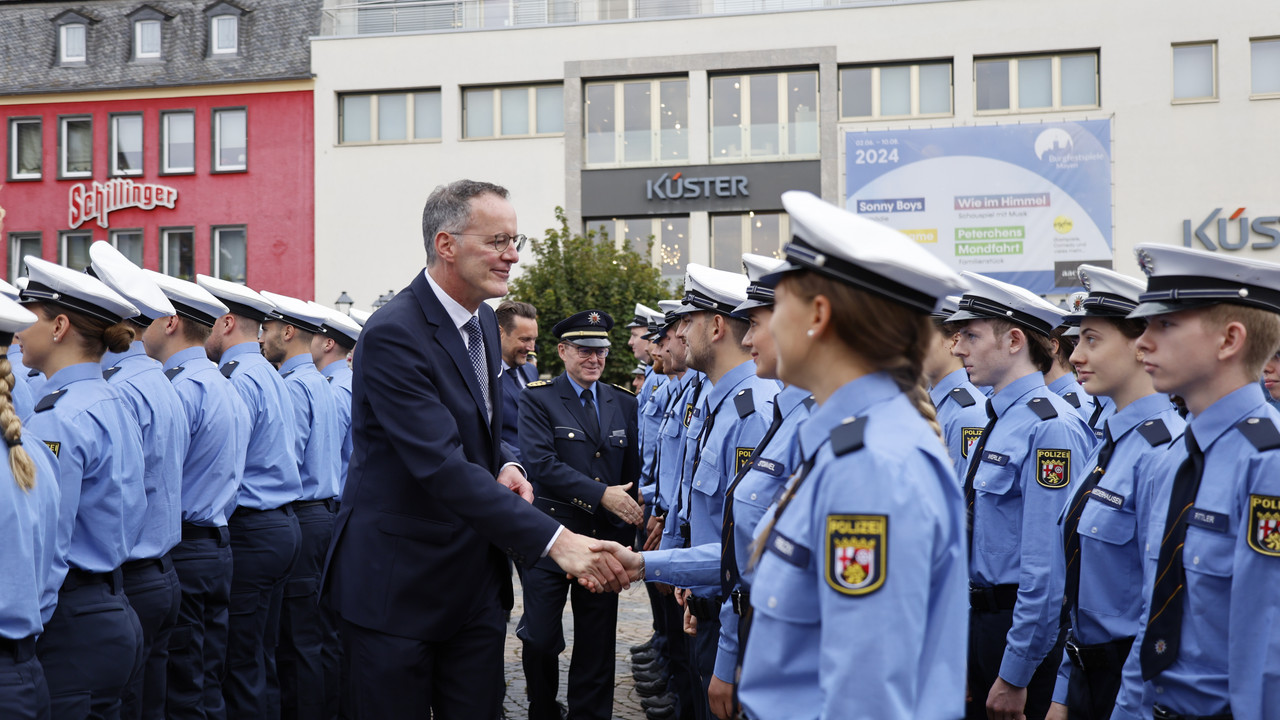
[320,0,948,36]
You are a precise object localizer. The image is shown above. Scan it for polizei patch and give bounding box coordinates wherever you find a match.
[1036,448,1070,489]
[1247,494,1280,557]
[825,514,887,597]
[961,427,984,459]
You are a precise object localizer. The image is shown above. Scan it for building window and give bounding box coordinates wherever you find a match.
[211,15,238,55]
[710,212,789,271]
[8,118,41,181]
[211,227,247,283]
[110,229,144,267]
[840,62,952,120]
[1253,38,1280,97]
[588,216,689,284]
[711,70,818,162]
[60,231,92,271]
[59,116,92,179]
[162,111,195,174]
[585,78,688,167]
[60,23,87,64]
[162,228,195,280]
[338,90,442,144]
[463,84,564,139]
[1173,42,1217,101]
[110,114,144,177]
[212,108,246,172]
[975,52,1099,113]
[135,19,161,59]
[8,233,40,282]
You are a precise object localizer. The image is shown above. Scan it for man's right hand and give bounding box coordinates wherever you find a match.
[601,482,643,526]
[644,514,664,551]
[549,531,631,593]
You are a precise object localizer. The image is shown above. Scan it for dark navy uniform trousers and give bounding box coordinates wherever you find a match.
[166,525,233,720]
[0,636,49,720]
[279,500,337,720]
[121,555,180,720]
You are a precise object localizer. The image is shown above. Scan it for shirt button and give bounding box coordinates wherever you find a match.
[980,481,987,487]
[768,597,777,608]
[1091,527,1098,534]
[1155,686,1164,694]
[595,452,601,458]
[1193,556,1200,565]
[750,493,757,500]
[654,569,661,577]
[696,481,701,487]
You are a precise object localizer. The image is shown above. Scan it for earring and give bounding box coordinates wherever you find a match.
[806,329,815,337]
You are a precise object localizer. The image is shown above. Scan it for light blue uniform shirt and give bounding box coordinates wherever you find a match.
[104,341,188,561]
[1112,383,1280,720]
[164,345,249,527]
[738,372,968,720]
[1050,373,1096,426]
[660,372,708,550]
[1052,393,1183,704]
[639,376,678,507]
[7,346,34,419]
[279,354,342,502]
[220,342,303,511]
[0,435,60,639]
[931,367,991,483]
[27,362,147,622]
[320,359,354,492]
[970,371,1096,686]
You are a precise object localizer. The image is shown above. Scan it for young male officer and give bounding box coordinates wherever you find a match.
[948,273,1095,720]
[1110,244,1280,720]
[312,307,361,491]
[517,309,641,720]
[926,295,991,482]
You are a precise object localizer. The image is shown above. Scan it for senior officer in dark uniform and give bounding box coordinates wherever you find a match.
[517,309,642,720]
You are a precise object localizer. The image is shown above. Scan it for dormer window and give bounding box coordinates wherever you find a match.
[135,20,161,58]
[211,15,237,54]
[60,23,86,63]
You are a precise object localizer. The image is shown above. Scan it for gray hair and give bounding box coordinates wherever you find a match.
[421,179,510,267]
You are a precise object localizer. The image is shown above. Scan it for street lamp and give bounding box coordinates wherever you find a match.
[334,291,353,314]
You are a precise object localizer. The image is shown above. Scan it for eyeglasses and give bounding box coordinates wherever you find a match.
[452,232,527,254]
[567,345,609,359]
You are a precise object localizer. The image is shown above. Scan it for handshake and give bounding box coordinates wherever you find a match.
[547,531,647,594]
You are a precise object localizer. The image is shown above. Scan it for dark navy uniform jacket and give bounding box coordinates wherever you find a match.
[323,271,561,641]
[519,373,640,570]
[501,362,537,461]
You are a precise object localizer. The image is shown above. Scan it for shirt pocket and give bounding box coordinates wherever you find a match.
[691,446,721,497]
[1077,502,1138,617]
[1181,525,1234,649]
[974,460,1020,554]
[752,545,820,626]
[554,426,587,443]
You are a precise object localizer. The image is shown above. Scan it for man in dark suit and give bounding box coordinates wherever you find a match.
[518,309,643,720]
[322,180,631,720]
[496,300,539,459]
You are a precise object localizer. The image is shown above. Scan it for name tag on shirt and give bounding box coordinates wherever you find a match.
[753,457,784,477]
[766,530,810,568]
[1089,487,1125,509]
[1188,507,1227,533]
[1093,428,1105,441]
[981,450,1010,466]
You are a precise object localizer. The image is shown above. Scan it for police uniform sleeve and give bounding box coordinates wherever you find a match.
[282,376,312,473]
[25,408,91,622]
[1227,446,1280,719]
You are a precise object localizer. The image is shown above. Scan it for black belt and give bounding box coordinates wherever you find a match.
[181,523,226,542]
[687,594,722,621]
[1064,634,1133,676]
[0,636,36,662]
[730,588,751,616]
[62,567,123,593]
[293,498,337,512]
[122,554,173,577]
[1153,706,1232,720]
[969,583,1018,612]
[231,504,295,518]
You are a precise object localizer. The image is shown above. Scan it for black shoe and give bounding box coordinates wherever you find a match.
[640,692,676,711]
[632,667,668,684]
[645,703,676,720]
[634,676,668,697]
[632,656,667,674]
[631,647,661,664]
[630,637,656,654]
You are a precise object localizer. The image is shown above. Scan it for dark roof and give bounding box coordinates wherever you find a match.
[0,0,321,95]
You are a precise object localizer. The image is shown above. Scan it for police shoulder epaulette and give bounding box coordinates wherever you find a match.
[802,395,816,410]
[220,360,239,378]
[734,388,755,418]
[34,389,67,413]
[280,369,296,379]
[27,368,39,378]
[830,416,868,456]
[1236,417,1280,451]
[527,379,553,388]
[1135,419,1172,447]
[164,367,185,381]
[102,366,122,381]
[612,383,635,396]
[949,386,977,408]
[1062,392,1081,409]
[1027,396,1059,420]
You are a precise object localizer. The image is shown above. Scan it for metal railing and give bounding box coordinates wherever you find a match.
[320,0,942,36]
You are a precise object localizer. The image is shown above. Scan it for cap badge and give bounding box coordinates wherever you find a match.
[1136,248,1156,277]
[588,311,602,325]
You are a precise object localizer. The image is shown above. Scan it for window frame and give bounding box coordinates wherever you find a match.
[337,89,443,145]
[161,226,196,280]
[461,83,565,140]
[59,229,93,271]
[134,19,162,60]
[8,117,42,182]
[109,112,145,178]
[211,225,248,284]
[973,51,1100,115]
[1252,36,1280,99]
[709,69,821,163]
[109,228,145,267]
[1170,41,1219,104]
[211,107,247,173]
[583,76,690,168]
[709,211,791,271]
[7,232,41,283]
[59,22,87,64]
[160,109,196,175]
[210,14,239,55]
[57,114,93,180]
[838,60,954,121]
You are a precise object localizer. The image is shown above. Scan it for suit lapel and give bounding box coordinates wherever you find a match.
[596,387,620,450]
[412,274,488,421]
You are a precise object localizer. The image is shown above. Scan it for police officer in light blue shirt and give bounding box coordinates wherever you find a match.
[0,294,60,720]
[1041,265,1183,720]
[658,300,706,555]
[730,191,970,719]
[927,295,992,482]
[143,269,248,720]
[0,279,35,418]
[312,306,360,492]
[198,274,303,720]
[19,256,148,720]
[949,271,1097,720]
[259,290,342,720]
[1108,244,1280,720]
[89,240,189,720]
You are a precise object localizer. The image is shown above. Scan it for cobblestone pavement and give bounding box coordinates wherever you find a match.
[503,575,655,719]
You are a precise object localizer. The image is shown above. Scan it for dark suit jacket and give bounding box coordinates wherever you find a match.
[518,374,640,571]
[500,363,537,460]
[323,271,561,641]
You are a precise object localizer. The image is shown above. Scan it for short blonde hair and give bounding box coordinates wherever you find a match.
[1199,303,1280,378]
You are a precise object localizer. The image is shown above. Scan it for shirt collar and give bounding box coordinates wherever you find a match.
[565,374,598,399]
[279,354,315,375]
[102,340,147,368]
[776,383,811,415]
[318,358,349,377]
[1104,393,1177,441]
[1188,382,1270,451]
[929,367,970,406]
[423,268,477,332]
[703,359,758,411]
[991,371,1046,417]
[44,361,106,393]
[798,371,900,459]
[223,341,263,364]
[165,345,210,372]
[1048,374,1079,395]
